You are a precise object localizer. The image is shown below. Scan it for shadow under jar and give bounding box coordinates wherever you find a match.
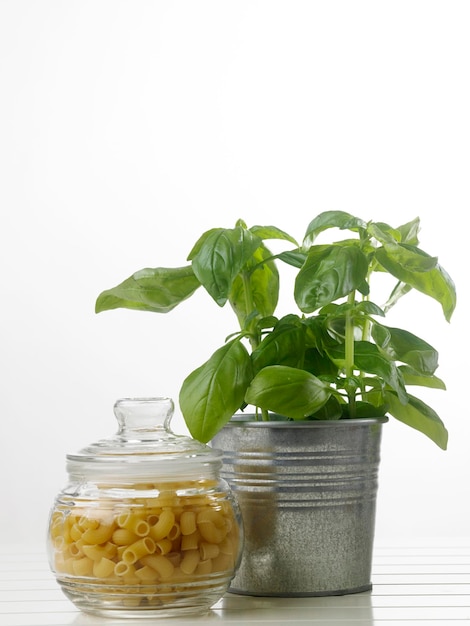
[47,398,243,619]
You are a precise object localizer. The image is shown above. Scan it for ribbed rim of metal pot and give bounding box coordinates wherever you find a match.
[223,415,389,428]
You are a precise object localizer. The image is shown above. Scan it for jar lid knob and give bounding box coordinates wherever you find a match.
[113,397,174,435]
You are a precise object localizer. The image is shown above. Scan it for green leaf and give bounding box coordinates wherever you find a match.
[179,339,252,443]
[372,324,439,375]
[327,341,408,403]
[189,226,262,306]
[356,301,386,316]
[398,365,446,390]
[303,347,339,377]
[384,390,448,449]
[256,315,278,331]
[250,225,298,246]
[375,245,456,321]
[382,281,413,312]
[295,244,369,312]
[307,395,342,420]
[367,221,401,246]
[397,217,420,245]
[368,218,420,247]
[303,211,367,248]
[228,242,279,328]
[302,315,333,352]
[245,365,331,420]
[342,400,388,418]
[251,319,305,372]
[277,250,307,268]
[95,266,201,314]
[383,242,438,272]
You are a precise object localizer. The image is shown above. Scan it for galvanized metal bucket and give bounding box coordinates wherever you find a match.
[211,416,387,596]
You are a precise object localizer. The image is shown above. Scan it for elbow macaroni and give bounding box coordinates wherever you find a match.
[49,479,241,608]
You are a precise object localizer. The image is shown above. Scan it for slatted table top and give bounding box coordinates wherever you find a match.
[1,542,469,625]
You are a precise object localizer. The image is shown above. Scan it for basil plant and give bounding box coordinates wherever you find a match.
[96,211,456,448]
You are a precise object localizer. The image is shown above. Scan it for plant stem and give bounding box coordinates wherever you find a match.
[241,270,269,421]
[345,291,356,418]
[362,267,372,342]
[241,271,259,350]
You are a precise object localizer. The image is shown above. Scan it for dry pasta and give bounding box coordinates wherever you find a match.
[122,537,156,564]
[112,528,139,546]
[140,554,175,580]
[135,565,159,582]
[181,530,200,551]
[117,510,150,537]
[180,549,200,575]
[72,556,93,576]
[196,559,212,576]
[149,509,175,541]
[48,479,241,609]
[196,509,228,544]
[180,511,197,536]
[82,523,115,545]
[82,542,116,561]
[199,542,219,561]
[93,557,116,578]
[155,538,172,555]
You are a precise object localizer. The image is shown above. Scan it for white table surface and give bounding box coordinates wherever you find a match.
[1,542,469,625]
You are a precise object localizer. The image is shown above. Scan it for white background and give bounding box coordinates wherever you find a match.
[1,1,469,546]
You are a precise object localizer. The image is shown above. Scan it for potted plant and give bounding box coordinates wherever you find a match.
[96,211,456,596]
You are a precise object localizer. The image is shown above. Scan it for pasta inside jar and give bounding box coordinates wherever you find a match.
[49,480,242,612]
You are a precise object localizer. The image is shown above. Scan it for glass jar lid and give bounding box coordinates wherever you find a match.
[66,397,221,480]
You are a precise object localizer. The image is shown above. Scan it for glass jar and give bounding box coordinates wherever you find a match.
[47,397,243,618]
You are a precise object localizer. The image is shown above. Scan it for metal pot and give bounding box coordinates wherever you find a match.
[211,415,387,596]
